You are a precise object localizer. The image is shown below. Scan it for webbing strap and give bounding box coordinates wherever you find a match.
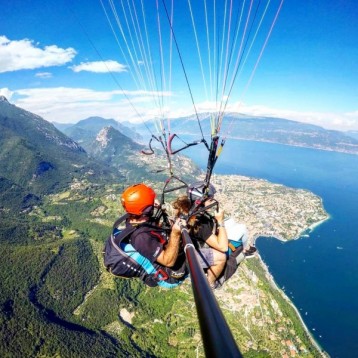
[204,136,219,188]
[121,243,157,276]
[111,217,174,284]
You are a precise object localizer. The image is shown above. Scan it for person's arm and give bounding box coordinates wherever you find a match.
[156,218,183,267]
[205,208,228,252]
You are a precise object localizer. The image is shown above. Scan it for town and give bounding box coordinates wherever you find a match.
[211,174,329,243]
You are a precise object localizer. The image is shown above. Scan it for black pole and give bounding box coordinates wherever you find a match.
[181,227,242,357]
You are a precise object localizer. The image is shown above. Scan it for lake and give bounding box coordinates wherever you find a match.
[185,139,358,358]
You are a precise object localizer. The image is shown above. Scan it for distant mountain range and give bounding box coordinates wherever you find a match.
[346,130,358,141]
[58,117,200,183]
[54,112,358,155]
[0,98,199,242]
[133,113,358,155]
[54,116,142,144]
[0,98,196,210]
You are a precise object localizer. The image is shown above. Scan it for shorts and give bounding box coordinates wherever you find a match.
[196,248,214,269]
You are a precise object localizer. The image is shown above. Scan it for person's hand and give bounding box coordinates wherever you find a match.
[172,218,186,233]
[214,208,225,223]
[154,199,161,208]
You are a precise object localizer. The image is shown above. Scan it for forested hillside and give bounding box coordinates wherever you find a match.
[0,97,116,196]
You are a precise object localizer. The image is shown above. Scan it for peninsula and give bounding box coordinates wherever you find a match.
[212,174,329,242]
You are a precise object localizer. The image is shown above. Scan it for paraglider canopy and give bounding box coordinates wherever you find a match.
[92,0,285,186]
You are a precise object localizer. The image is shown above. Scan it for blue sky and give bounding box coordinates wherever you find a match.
[0,0,357,131]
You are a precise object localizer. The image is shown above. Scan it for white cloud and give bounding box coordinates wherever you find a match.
[346,110,358,118]
[0,87,13,100]
[5,87,170,124]
[70,60,127,73]
[3,86,358,131]
[35,72,53,78]
[0,36,76,73]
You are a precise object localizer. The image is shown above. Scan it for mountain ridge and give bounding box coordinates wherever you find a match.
[134,113,358,155]
[52,110,358,155]
[60,116,142,143]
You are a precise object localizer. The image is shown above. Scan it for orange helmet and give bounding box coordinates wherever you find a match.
[121,183,156,216]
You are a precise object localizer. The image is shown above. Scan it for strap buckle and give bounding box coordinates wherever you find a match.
[154,268,169,281]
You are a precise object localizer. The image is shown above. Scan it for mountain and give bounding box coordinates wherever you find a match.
[0,100,131,355]
[78,125,201,183]
[0,96,121,246]
[91,126,143,158]
[60,117,157,181]
[61,116,142,144]
[51,121,75,131]
[0,97,117,196]
[221,115,358,154]
[57,114,201,184]
[135,113,358,155]
[346,130,358,141]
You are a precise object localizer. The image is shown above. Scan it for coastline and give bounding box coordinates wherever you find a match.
[251,209,330,357]
[251,213,330,245]
[182,132,358,156]
[226,136,358,156]
[201,171,331,354]
[306,216,330,233]
[255,253,329,357]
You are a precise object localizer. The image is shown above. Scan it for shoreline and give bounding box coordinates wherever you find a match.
[256,254,328,357]
[181,132,358,156]
[306,216,330,233]
[227,136,358,156]
[251,213,331,357]
[251,213,330,245]
[207,169,332,354]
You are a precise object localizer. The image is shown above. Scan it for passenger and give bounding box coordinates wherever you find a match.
[172,182,229,288]
[185,181,256,258]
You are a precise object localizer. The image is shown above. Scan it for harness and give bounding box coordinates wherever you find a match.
[103,214,186,288]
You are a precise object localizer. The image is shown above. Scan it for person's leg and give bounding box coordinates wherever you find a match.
[196,248,227,286]
[206,250,227,286]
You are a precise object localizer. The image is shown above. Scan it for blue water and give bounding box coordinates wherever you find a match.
[185,139,358,358]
